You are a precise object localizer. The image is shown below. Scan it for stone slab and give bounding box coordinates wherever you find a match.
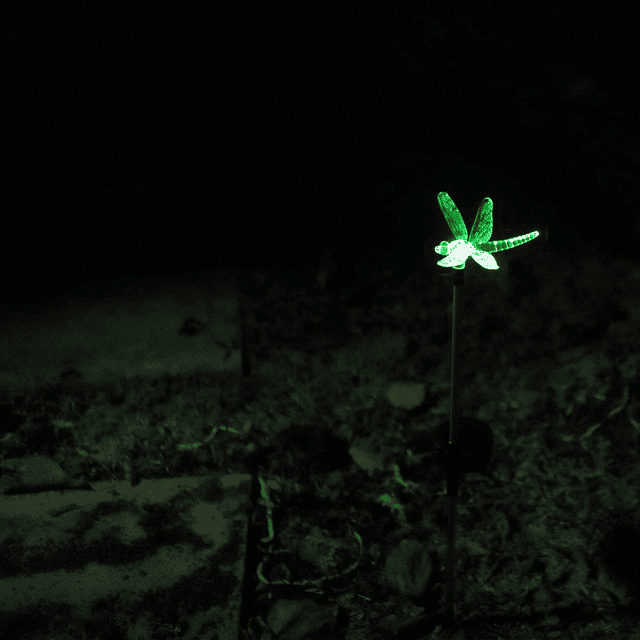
[0,471,253,640]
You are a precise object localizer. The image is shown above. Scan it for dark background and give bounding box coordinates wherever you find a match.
[3,4,638,304]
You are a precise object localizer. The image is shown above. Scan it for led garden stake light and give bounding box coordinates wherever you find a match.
[434,192,539,624]
[435,192,539,271]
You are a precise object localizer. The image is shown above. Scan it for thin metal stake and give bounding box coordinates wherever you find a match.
[444,267,464,621]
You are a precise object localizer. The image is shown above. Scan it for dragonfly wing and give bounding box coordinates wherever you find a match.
[471,248,499,270]
[437,254,465,268]
[437,192,468,241]
[468,197,493,245]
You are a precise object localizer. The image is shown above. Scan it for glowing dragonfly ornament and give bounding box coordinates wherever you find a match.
[435,192,539,270]
[433,191,539,626]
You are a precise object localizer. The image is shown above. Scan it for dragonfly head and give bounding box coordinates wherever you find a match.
[435,241,451,256]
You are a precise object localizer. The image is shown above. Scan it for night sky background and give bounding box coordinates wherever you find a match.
[3,5,639,305]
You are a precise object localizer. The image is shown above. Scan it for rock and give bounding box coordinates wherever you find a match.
[179,316,207,337]
[0,456,87,494]
[387,381,426,410]
[381,538,433,597]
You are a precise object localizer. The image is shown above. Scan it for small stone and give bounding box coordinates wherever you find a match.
[179,317,207,337]
[381,538,433,597]
[0,455,80,491]
[387,382,426,409]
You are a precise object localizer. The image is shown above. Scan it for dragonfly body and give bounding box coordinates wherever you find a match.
[435,192,539,270]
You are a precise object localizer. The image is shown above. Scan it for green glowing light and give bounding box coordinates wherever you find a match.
[435,192,539,270]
